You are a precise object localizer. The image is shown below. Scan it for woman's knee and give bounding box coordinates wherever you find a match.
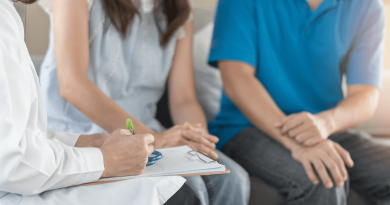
[164,184,201,205]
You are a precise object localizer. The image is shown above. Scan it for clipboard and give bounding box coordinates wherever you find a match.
[74,146,230,187]
[75,168,230,187]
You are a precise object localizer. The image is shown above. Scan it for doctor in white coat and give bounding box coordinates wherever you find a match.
[0,0,200,204]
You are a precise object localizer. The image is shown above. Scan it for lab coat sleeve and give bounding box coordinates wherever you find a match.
[0,1,105,195]
[46,129,81,147]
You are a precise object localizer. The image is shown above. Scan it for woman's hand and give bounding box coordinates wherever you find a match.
[153,123,219,159]
[182,123,219,159]
[291,140,354,189]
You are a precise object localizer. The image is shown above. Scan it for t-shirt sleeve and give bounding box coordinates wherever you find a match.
[208,0,258,68]
[346,1,386,89]
[39,0,95,15]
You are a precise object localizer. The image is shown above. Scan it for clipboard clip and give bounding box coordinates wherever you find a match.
[187,150,219,164]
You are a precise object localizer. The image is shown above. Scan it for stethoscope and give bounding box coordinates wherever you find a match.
[147,150,163,166]
[127,119,163,166]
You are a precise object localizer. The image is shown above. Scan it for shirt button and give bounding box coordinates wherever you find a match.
[303,4,308,9]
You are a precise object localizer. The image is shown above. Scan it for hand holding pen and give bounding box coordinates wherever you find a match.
[126,119,162,166]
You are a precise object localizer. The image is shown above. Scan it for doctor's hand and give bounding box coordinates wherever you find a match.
[291,140,354,189]
[153,123,219,159]
[275,112,332,146]
[75,133,109,148]
[99,129,154,178]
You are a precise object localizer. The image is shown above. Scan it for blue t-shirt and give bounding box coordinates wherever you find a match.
[208,0,386,150]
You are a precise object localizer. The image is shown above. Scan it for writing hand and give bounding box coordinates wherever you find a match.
[75,133,109,148]
[99,129,154,178]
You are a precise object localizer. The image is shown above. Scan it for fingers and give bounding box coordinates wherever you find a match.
[334,143,354,168]
[310,155,334,189]
[274,115,292,128]
[303,137,323,147]
[328,148,348,181]
[184,138,219,159]
[183,130,216,150]
[183,125,219,145]
[288,123,311,138]
[295,131,313,143]
[147,144,154,155]
[301,160,319,185]
[112,128,131,136]
[280,118,304,135]
[185,124,219,143]
[201,132,219,143]
[141,133,155,144]
[319,152,345,187]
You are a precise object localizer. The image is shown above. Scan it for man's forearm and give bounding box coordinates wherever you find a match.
[220,61,301,151]
[317,85,379,135]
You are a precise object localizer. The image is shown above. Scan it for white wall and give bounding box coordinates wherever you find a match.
[25,0,390,69]
[25,0,217,56]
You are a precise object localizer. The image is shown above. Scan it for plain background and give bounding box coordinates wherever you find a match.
[25,0,390,69]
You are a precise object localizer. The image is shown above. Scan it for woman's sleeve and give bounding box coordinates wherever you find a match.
[0,1,104,195]
[176,0,194,39]
[39,0,95,15]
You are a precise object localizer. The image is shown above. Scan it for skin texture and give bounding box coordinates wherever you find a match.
[52,0,218,163]
[219,59,379,189]
[307,0,324,11]
[98,129,155,178]
[75,130,154,178]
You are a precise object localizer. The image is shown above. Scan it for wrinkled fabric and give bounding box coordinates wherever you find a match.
[16,177,186,205]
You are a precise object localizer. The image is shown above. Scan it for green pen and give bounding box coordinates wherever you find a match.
[127,118,163,166]
[126,119,136,134]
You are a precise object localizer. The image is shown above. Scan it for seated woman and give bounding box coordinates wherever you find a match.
[0,0,201,204]
[38,0,250,204]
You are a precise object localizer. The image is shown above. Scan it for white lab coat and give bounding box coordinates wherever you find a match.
[0,1,185,204]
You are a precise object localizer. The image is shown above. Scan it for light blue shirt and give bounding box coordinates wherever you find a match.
[208,0,386,149]
[40,0,177,134]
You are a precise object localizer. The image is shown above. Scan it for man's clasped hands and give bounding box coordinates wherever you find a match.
[275,112,354,189]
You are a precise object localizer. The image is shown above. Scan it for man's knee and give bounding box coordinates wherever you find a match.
[287,180,347,205]
[164,184,201,205]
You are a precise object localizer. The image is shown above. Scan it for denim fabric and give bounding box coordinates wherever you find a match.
[185,149,250,205]
[222,127,390,205]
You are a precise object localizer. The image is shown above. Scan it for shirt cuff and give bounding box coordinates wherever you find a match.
[52,130,81,147]
[74,147,105,185]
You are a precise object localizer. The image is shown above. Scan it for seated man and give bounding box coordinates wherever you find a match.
[0,0,199,204]
[208,0,390,204]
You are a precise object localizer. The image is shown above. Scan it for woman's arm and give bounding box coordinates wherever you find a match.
[53,0,155,134]
[168,21,208,128]
[167,20,219,158]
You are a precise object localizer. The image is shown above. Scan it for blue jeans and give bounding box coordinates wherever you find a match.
[222,127,390,205]
[185,150,250,205]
